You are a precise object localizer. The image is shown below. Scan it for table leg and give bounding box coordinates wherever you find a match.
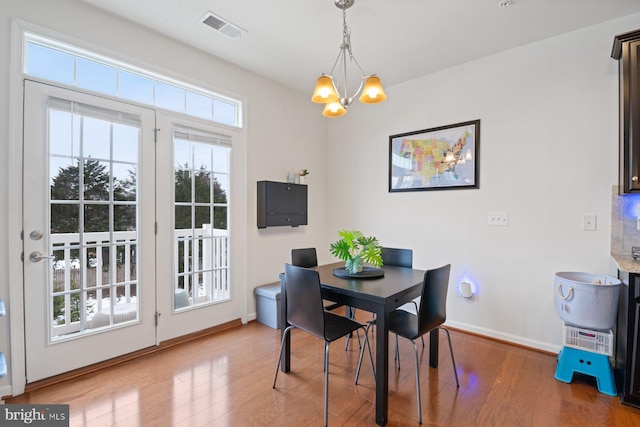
[429,329,439,368]
[375,307,389,426]
[280,274,290,372]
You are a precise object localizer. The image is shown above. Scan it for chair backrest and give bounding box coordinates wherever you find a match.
[283,263,326,340]
[381,247,413,268]
[418,264,451,334]
[291,248,318,268]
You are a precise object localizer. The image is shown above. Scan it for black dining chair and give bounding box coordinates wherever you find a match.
[356,264,459,424]
[291,248,343,311]
[381,247,424,347]
[273,263,374,427]
[291,247,318,268]
[381,247,413,269]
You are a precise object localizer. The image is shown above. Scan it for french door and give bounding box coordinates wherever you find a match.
[23,81,157,382]
[22,80,242,382]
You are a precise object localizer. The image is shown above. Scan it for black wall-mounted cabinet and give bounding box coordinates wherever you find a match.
[613,29,640,193]
[257,181,307,228]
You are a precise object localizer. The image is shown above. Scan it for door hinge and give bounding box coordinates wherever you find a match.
[155,311,161,326]
[155,222,158,235]
[154,128,160,143]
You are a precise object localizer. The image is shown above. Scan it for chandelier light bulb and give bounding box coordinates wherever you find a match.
[311,75,339,103]
[322,101,347,117]
[359,76,387,104]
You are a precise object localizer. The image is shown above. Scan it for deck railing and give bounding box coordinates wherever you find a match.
[49,226,229,338]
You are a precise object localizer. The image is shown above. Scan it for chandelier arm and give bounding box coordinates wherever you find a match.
[329,47,344,77]
[341,45,349,101]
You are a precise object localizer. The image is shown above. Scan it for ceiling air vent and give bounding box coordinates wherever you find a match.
[200,11,247,39]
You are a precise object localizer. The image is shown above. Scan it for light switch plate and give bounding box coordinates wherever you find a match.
[488,212,509,226]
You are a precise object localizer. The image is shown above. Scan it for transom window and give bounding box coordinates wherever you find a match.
[23,32,242,128]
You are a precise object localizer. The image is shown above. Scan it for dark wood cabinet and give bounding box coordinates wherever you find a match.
[257,181,307,228]
[615,271,640,407]
[613,30,640,193]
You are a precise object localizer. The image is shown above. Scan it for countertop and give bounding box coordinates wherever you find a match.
[612,253,640,274]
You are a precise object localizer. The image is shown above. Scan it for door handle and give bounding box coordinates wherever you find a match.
[29,251,55,262]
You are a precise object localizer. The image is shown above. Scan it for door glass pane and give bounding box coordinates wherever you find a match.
[173,129,230,311]
[49,110,75,157]
[113,163,137,201]
[82,117,111,160]
[114,205,136,231]
[174,170,192,203]
[214,174,228,203]
[194,143,212,171]
[50,204,79,234]
[194,171,211,204]
[83,160,111,201]
[174,139,190,169]
[50,158,79,200]
[112,124,139,163]
[84,205,110,232]
[48,103,141,340]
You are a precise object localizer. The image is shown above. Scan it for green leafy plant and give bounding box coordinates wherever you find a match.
[330,229,383,274]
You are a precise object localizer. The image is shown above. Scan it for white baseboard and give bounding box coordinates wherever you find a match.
[445,320,561,354]
[247,312,256,322]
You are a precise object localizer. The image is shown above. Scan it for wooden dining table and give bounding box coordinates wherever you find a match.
[279,262,440,426]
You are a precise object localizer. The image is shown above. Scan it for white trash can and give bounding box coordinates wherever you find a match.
[554,272,621,330]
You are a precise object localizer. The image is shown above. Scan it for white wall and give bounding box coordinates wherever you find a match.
[325,14,640,352]
[0,0,327,395]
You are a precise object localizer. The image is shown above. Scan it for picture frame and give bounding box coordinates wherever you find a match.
[389,120,480,192]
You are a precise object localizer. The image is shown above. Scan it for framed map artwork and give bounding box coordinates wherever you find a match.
[389,120,480,192]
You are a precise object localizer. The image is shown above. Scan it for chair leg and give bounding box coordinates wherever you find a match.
[344,306,362,351]
[324,341,330,427]
[394,333,400,370]
[411,339,422,425]
[440,327,460,387]
[355,324,376,385]
[345,329,362,351]
[273,326,295,388]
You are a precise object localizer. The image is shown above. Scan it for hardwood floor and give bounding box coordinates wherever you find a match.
[7,318,640,426]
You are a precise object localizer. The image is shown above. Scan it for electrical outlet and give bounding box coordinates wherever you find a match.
[488,211,509,226]
[582,214,597,231]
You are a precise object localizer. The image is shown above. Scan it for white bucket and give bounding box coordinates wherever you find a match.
[554,272,621,330]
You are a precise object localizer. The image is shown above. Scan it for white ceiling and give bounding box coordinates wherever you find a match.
[79,0,640,95]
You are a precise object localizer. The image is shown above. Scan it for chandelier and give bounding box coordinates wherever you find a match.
[311,0,386,117]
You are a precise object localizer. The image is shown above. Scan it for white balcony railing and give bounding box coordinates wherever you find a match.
[49,226,228,340]
[174,224,230,309]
